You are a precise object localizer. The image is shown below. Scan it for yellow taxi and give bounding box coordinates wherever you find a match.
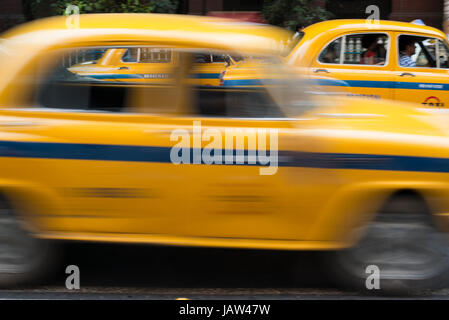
[285,19,449,107]
[69,47,238,86]
[1,13,449,293]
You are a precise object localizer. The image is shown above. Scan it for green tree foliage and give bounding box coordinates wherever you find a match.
[22,0,179,20]
[262,0,333,30]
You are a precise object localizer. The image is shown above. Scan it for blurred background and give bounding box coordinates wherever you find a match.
[0,0,448,35]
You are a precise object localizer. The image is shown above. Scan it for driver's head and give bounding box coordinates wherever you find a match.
[400,36,417,56]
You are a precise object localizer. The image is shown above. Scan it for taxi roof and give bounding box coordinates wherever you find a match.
[1,13,292,56]
[303,19,446,38]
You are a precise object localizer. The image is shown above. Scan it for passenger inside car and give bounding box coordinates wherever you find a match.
[399,36,417,67]
[361,35,378,65]
[361,35,387,65]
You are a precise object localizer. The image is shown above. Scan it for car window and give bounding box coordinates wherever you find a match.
[344,33,388,65]
[122,48,138,62]
[192,87,285,118]
[319,33,388,66]
[191,55,286,118]
[122,47,172,63]
[398,35,437,68]
[318,37,342,64]
[191,60,311,119]
[211,54,227,63]
[32,46,182,114]
[437,40,449,68]
[194,53,212,63]
[17,46,309,118]
[61,48,107,66]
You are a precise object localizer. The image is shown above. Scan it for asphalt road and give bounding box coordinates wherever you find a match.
[0,242,448,300]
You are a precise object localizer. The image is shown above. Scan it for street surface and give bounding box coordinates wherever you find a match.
[0,242,448,299]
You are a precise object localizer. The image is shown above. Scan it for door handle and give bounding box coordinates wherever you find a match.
[118,66,129,70]
[399,72,415,77]
[313,68,330,73]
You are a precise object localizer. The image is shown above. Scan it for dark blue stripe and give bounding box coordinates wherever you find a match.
[224,79,262,86]
[225,78,449,91]
[85,73,220,80]
[280,151,449,173]
[1,140,449,173]
[311,79,449,91]
[81,74,449,91]
[310,79,350,87]
[343,80,396,89]
[86,74,143,79]
[190,73,221,79]
[395,82,448,90]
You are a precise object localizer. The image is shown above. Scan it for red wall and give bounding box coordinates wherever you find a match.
[188,0,223,15]
[389,0,444,29]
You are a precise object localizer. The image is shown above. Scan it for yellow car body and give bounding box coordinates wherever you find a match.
[285,19,449,107]
[1,13,449,290]
[224,20,449,106]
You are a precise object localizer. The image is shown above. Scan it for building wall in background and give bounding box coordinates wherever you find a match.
[327,0,392,20]
[444,0,449,34]
[0,0,24,33]
[0,0,446,33]
[389,0,444,30]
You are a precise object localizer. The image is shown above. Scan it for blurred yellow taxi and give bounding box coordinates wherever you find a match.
[1,13,449,293]
[69,47,237,86]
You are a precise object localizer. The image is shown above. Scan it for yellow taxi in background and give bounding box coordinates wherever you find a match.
[285,19,449,107]
[69,47,237,86]
[2,14,449,293]
[222,19,449,105]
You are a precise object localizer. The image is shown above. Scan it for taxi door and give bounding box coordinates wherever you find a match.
[309,32,394,100]
[393,33,449,108]
[16,45,194,236]
[165,85,340,241]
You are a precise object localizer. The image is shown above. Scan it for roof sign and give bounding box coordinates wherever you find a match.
[411,19,426,26]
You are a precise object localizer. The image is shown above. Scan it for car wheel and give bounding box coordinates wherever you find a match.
[0,195,57,287]
[327,194,449,294]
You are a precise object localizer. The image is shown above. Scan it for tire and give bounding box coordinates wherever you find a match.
[0,195,57,287]
[326,194,449,295]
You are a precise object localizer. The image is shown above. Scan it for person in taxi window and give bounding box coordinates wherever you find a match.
[361,35,378,65]
[399,37,417,67]
[376,42,387,64]
[361,35,386,65]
